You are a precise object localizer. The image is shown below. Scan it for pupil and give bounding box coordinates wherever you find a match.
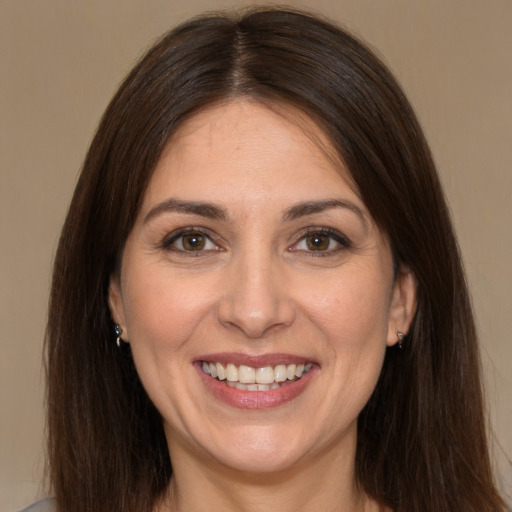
[307,234,328,251]
[183,233,205,250]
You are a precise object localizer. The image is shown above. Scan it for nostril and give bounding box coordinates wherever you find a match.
[215,262,296,338]
[216,297,296,339]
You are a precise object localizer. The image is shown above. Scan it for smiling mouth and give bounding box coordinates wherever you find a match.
[201,361,313,391]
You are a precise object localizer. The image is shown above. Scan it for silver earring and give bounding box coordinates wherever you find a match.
[115,324,123,348]
[396,330,405,349]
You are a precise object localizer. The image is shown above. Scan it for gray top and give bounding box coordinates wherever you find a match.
[18,498,56,512]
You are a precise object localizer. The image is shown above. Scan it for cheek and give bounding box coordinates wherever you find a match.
[120,266,222,423]
[303,267,392,345]
[300,266,391,402]
[121,263,219,359]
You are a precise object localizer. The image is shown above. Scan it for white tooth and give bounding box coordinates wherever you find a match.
[286,364,296,380]
[202,361,211,375]
[226,381,236,387]
[247,384,258,391]
[209,362,218,378]
[257,384,270,391]
[256,366,275,384]
[274,364,287,382]
[239,365,256,384]
[235,382,246,390]
[305,362,312,373]
[270,382,280,390]
[295,364,305,378]
[226,363,239,382]
[216,362,226,380]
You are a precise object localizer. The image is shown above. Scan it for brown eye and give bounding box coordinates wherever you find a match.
[182,232,206,251]
[165,230,218,252]
[306,233,331,251]
[291,229,350,255]
[305,233,330,251]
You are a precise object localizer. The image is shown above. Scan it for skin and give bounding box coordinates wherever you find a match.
[109,100,416,512]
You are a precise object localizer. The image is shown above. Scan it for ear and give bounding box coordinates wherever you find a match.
[108,274,128,340]
[386,265,417,347]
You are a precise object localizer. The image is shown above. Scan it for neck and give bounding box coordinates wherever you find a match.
[157,433,379,512]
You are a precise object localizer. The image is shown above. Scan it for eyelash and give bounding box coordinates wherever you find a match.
[160,227,351,256]
[160,227,222,255]
[289,227,351,257]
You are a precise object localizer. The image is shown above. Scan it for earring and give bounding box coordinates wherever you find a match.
[114,324,124,348]
[396,330,405,349]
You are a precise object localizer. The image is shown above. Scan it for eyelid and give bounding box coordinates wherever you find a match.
[289,227,351,254]
[159,225,350,256]
[160,226,223,252]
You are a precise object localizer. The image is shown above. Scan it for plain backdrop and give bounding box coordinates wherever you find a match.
[1,0,511,510]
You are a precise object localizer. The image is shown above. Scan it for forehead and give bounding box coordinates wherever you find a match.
[167,99,338,153]
[141,99,359,208]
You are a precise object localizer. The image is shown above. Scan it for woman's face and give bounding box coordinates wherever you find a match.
[110,100,416,476]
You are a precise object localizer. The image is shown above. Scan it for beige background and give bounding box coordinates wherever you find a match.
[1,0,511,510]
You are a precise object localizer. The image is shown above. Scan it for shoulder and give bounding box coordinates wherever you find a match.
[18,498,56,512]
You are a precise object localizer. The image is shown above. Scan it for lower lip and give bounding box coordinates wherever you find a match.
[196,364,317,409]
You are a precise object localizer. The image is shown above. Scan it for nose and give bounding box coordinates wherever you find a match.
[216,252,296,338]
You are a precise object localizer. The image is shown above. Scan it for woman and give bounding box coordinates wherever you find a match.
[25,7,506,512]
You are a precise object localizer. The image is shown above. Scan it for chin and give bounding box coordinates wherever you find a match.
[213,443,303,475]
[199,422,327,476]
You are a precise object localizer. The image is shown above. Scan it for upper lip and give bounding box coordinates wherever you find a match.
[194,352,316,367]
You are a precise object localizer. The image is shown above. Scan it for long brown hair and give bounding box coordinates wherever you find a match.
[46,7,506,511]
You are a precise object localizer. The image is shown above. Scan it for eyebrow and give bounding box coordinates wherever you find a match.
[143,197,366,226]
[143,198,228,224]
[282,199,366,224]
